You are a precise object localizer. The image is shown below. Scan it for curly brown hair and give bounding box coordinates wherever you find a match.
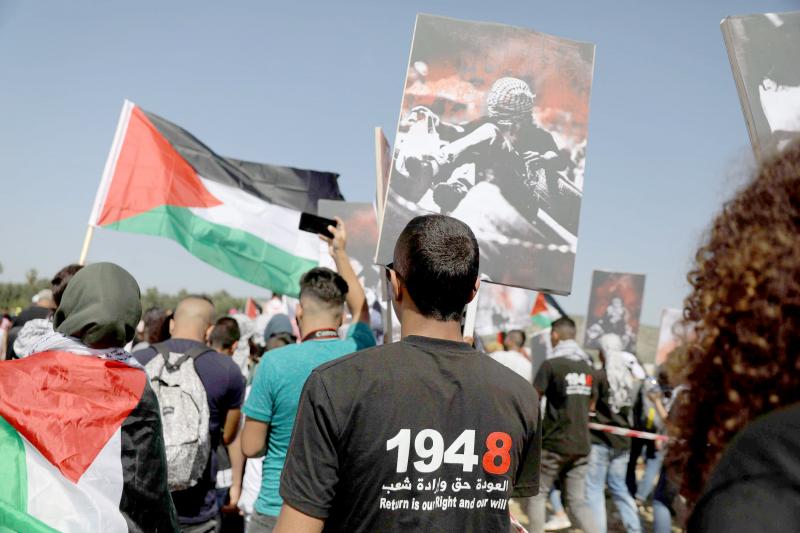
[672,140,800,506]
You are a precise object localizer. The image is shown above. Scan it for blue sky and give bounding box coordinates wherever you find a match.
[1,0,797,324]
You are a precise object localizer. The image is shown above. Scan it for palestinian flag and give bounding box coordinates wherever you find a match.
[530,293,562,329]
[245,297,259,319]
[88,100,344,296]
[0,352,177,532]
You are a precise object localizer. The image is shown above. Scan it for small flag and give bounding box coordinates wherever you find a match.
[530,293,560,328]
[88,100,344,296]
[245,297,259,319]
[0,351,177,532]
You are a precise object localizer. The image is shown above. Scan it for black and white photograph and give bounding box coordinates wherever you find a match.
[375,14,595,294]
[474,283,535,337]
[722,10,800,159]
[583,270,646,352]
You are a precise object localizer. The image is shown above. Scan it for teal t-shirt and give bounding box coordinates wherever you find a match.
[242,322,375,516]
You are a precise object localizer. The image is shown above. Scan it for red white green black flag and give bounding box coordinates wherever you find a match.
[0,352,176,532]
[88,100,344,296]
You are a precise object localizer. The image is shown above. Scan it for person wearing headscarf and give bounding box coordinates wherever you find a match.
[586,333,645,533]
[0,262,178,532]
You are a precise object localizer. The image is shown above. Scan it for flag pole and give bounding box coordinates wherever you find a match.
[80,100,134,267]
[381,276,393,344]
[374,127,386,223]
[78,225,95,265]
[374,127,394,343]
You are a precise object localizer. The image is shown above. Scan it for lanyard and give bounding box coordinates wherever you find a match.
[302,328,340,342]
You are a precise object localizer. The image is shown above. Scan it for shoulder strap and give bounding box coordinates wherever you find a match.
[184,345,213,360]
[152,342,211,373]
[152,342,171,358]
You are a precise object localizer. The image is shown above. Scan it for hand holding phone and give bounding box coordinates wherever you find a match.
[298,212,337,239]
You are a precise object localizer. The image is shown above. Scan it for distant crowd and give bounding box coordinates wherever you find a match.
[0,141,798,533]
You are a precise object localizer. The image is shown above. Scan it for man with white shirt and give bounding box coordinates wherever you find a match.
[489,329,533,383]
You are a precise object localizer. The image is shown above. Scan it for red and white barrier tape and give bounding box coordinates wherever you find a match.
[589,422,670,442]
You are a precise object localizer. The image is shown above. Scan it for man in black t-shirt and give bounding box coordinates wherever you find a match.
[274,215,541,533]
[530,317,597,533]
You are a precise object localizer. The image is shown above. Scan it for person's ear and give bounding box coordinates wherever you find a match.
[467,278,481,304]
[390,270,403,305]
[231,340,239,354]
[169,318,175,335]
[205,325,214,342]
[295,302,303,321]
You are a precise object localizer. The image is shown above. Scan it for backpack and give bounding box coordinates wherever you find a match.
[145,342,211,491]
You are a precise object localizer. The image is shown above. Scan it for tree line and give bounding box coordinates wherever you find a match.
[1,268,249,315]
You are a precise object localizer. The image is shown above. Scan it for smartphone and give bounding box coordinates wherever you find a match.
[298,212,337,239]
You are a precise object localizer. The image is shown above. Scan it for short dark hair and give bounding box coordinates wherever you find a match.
[51,264,84,306]
[209,317,241,350]
[551,316,576,340]
[299,267,348,308]
[267,333,293,351]
[505,329,526,349]
[394,215,479,321]
[142,307,170,344]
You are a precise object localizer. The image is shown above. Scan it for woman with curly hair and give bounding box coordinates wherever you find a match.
[672,140,800,531]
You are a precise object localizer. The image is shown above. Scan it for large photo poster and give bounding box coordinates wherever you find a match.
[722,11,800,160]
[583,270,646,352]
[655,308,683,366]
[474,284,536,337]
[375,14,595,294]
[317,201,388,340]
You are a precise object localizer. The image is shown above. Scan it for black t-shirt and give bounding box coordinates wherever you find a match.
[534,357,593,456]
[280,335,541,533]
[590,369,634,450]
[689,403,800,532]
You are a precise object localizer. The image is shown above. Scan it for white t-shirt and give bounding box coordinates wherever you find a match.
[489,350,533,383]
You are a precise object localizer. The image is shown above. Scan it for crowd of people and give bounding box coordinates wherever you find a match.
[0,140,798,532]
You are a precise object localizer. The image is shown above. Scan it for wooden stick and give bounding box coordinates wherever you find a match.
[374,127,387,222]
[374,127,395,341]
[381,275,394,344]
[78,225,95,265]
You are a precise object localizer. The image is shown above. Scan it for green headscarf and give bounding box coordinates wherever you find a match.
[53,262,142,349]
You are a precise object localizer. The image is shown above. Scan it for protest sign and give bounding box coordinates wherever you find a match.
[583,270,646,353]
[318,200,381,304]
[655,308,681,366]
[317,200,397,342]
[474,284,536,338]
[722,11,800,160]
[375,14,595,295]
[529,328,553,380]
[655,307,693,366]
